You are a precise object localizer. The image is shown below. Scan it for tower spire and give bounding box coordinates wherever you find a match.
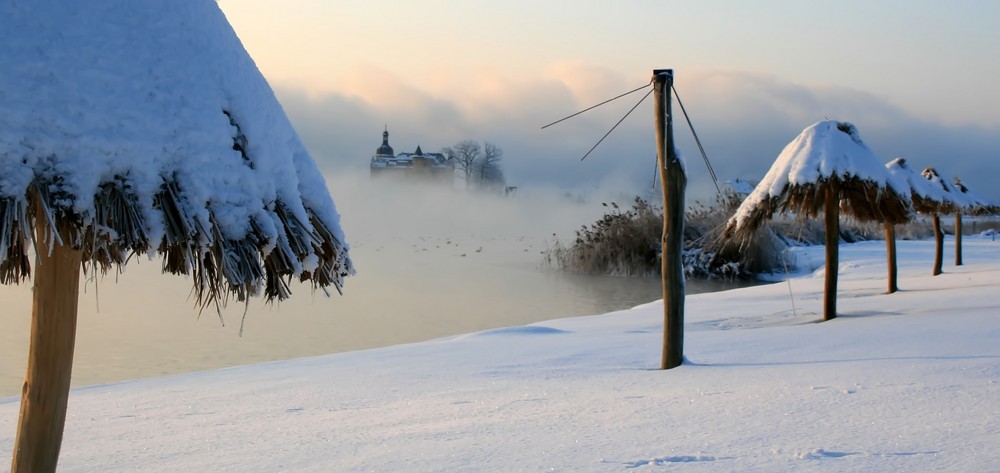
[376,125,394,157]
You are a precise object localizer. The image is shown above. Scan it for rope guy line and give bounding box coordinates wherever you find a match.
[580,87,653,161]
[541,76,723,188]
[540,82,651,130]
[672,84,721,194]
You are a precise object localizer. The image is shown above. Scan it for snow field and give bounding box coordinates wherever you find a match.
[1,236,998,472]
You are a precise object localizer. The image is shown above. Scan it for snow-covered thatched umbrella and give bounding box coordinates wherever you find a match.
[920,167,965,275]
[951,177,999,266]
[952,177,998,216]
[726,121,910,321]
[883,158,954,292]
[1,1,352,471]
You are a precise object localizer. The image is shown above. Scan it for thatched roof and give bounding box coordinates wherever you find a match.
[919,167,969,216]
[727,121,911,243]
[0,0,352,307]
[885,158,957,215]
[952,177,1000,216]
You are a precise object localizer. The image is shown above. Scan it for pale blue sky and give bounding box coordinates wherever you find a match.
[218,0,1000,198]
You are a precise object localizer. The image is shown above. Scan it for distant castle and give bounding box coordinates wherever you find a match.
[369,127,454,185]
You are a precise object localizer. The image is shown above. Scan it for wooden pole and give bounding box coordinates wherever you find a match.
[653,69,687,369]
[885,223,898,294]
[823,183,839,321]
[11,202,82,473]
[955,213,963,266]
[932,214,943,276]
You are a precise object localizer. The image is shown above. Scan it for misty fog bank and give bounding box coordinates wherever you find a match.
[286,67,1000,205]
[325,170,653,250]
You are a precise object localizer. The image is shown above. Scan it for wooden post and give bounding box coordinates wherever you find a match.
[823,183,839,321]
[653,69,687,369]
[885,223,898,294]
[932,214,943,276]
[955,213,963,266]
[11,203,82,473]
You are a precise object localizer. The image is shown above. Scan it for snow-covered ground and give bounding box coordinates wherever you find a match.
[2,236,999,472]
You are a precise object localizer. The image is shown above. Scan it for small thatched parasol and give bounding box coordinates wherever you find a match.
[920,167,965,275]
[726,121,910,321]
[1,1,352,471]
[883,158,954,291]
[950,177,998,266]
[952,178,998,216]
[886,159,957,214]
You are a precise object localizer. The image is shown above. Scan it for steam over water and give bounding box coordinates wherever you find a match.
[0,176,748,396]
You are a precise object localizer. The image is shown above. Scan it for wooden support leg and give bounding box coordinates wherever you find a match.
[885,223,897,294]
[653,69,686,370]
[955,214,963,266]
[823,185,839,321]
[932,214,943,276]
[11,218,82,473]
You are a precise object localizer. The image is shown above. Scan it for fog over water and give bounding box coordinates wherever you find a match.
[0,173,752,397]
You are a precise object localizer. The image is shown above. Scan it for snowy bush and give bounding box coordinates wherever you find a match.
[545,191,981,279]
[546,191,772,279]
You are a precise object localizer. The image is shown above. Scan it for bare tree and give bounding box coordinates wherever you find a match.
[449,140,481,189]
[476,142,506,191]
[444,140,506,192]
[478,142,502,182]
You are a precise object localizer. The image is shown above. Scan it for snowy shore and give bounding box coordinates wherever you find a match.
[2,236,999,472]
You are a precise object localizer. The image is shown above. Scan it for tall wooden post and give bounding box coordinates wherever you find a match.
[932,214,943,276]
[884,223,898,294]
[653,69,687,369]
[955,214,963,266]
[11,202,82,473]
[823,183,839,321]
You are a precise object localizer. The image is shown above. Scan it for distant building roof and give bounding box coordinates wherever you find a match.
[370,130,450,168]
[376,127,394,157]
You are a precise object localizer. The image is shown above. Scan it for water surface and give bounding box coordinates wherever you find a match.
[1,186,757,397]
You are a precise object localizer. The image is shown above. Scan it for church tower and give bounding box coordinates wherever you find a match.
[375,125,394,159]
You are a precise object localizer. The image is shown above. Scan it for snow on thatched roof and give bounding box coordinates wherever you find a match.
[919,167,971,216]
[727,121,911,241]
[952,177,1000,216]
[885,158,957,215]
[0,0,351,304]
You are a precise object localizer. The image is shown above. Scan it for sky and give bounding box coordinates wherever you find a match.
[217,0,1000,201]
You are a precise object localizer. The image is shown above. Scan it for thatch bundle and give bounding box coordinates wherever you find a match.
[0,0,352,309]
[919,167,965,215]
[0,140,351,312]
[728,177,911,242]
[885,158,957,215]
[727,121,911,244]
[952,177,999,216]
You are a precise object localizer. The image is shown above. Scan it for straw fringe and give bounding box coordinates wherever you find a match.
[0,196,31,284]
[726,177,911,245]
[0,176,351,310]
[911,193,955,216]
[952,178,1000,217]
